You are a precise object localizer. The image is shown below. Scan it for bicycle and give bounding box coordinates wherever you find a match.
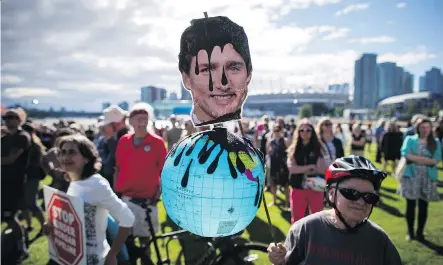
[126,198,269,265]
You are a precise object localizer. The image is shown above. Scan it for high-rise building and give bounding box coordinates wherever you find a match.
[354,53,378,108]
[141,86,154,103]
[419,76,426,91]
[141,86,168,103]
[395,66,405,95]
[181,82,192,100]
[403,72,414,94]
[118,101,129,111]
[159,88,167,101]
[424,67,443,94]
[102,102,111,110]
[169,92,178,100]
[378,62,397,100]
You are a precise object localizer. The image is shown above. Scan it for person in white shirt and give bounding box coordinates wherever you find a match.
[45,134,135,265]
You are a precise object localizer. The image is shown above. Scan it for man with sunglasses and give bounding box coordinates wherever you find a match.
[1,108,31,262]
[268,155,402,265]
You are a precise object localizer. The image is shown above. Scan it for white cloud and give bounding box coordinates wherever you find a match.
[335,3,370,16]
[378,50,437,67]
[320,27,350,40]
[283,0,342,10]
[3,87,59,99]
[396,2,406,8]
[1,74,23,85]
[4,0,433,111]
[348,36,396,44]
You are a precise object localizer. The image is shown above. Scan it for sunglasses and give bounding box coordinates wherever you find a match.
[338,187,379,205]
[299,128,312,133]
[323,123,332,127]
[273,129,281,133]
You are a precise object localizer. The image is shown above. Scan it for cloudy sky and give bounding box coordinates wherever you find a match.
[2,0,442,111]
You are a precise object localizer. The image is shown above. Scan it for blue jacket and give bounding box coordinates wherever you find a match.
[400,134,442,180]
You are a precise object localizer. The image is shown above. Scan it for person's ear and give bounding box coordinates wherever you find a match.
[246,72,252,85]
[181,73,191,91]
[328,187,336,202]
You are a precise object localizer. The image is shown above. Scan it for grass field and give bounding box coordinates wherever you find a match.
[5,145,443,265]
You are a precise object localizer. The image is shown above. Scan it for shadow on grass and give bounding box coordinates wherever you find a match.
[246,215,286,244]
[379,191,399,201]
[280,206,311,224]
[376,200,404,217]
[28,231,44,246]
[437,180,443,188]
[418,239,443,256]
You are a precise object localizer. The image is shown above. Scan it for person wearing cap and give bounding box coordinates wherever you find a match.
[268,155,402,265]
[103,105,129,141]
[101,105,129,188]
[1,108,31,262]
[114,102,167,264]
[162,114,183,151]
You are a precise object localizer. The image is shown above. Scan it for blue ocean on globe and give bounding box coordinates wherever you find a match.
[161,127,265,237]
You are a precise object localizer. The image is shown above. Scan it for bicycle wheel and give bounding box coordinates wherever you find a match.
[213,242,269,265]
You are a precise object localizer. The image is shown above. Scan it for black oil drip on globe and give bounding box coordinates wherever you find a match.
[170,127,265,207]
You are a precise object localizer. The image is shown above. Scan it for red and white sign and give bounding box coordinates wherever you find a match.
[44,186,86,265]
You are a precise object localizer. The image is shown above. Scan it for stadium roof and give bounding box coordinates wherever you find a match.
[378,91,438,106]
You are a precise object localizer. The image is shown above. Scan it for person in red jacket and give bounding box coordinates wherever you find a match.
[114,102,167,264]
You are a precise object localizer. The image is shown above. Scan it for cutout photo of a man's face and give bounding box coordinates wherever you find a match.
[179,16,252,127]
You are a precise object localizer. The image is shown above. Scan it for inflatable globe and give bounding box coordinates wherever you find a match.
[161,127,265,237]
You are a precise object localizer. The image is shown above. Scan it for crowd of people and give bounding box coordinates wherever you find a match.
[2,104,443,264]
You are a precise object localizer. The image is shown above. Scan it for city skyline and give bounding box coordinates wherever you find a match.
[2,0,443,111]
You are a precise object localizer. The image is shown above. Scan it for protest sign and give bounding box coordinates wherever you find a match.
[44,186,86,265]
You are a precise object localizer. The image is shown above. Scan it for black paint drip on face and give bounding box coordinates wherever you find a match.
[221,67,228,86]
[193,23,232,93]
[171,128,265,207]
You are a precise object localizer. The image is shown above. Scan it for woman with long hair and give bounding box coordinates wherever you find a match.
[266,124,290,208]
[380,121,403,173]
[45,134,135,265]
[400,119,441,241]
[316,117,344,168]
[287,119,326,223]
[43,128,76,192]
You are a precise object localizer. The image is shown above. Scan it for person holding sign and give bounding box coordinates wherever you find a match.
[178,15,252,127]
[45,134,134,265]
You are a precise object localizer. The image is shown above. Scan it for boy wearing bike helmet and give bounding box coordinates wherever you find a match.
[268,155,402,265]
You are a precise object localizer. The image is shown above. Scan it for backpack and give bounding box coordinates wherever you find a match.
[1,226,28,263]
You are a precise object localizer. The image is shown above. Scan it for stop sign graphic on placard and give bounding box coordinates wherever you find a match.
[48,193,84,265]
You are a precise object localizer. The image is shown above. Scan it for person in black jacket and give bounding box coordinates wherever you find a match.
[380,121,403,174]
[316,118,344,168]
